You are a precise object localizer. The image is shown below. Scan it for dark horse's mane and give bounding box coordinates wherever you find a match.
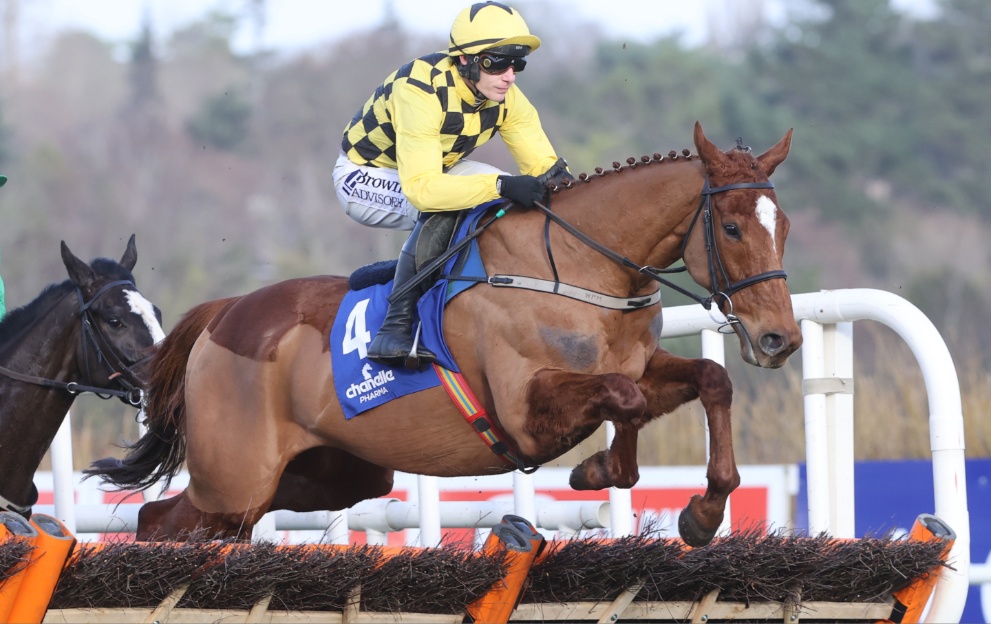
[0,257,135,347]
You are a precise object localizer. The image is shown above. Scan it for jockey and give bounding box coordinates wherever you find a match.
[334,1,572,368]
[0,175,6,321]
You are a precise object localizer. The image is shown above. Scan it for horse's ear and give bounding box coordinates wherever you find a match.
[61,241,96,290]
[756,129,793,177]
[694,121,729,169]
[120,234,138,272]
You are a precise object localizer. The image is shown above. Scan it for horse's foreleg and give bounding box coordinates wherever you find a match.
[568,420,642,491]
[524,369,647,490]
[637,350,739,547]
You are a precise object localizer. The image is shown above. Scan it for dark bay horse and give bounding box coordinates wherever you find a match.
[0,235,164,517]
[92,122,800,546]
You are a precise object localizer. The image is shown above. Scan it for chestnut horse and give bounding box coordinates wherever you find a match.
[91,123,800,546]
[0,235,163,518]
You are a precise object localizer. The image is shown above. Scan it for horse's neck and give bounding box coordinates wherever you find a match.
[544,159,705,287]
[0,292,80,498]
[0,293,80,373]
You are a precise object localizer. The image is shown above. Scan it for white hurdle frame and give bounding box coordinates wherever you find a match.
[663,288,968,623]
[47,288,968,622]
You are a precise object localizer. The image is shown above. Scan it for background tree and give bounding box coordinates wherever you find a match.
[0,0,986,465]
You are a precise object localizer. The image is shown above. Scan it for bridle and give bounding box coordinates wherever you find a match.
[673,178,787,329]
[0,279,151,406]
[533,176,787,330]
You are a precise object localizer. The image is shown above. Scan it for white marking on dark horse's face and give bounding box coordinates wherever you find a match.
[756,195,777,252]
[125,290,166,344]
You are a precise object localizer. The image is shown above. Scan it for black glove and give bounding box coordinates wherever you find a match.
[497,175,545,208]
[537,158,575,186]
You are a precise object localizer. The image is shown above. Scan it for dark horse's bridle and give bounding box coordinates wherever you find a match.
[533,177,787,331]
[0,279,152,517]
[0,279,151,406]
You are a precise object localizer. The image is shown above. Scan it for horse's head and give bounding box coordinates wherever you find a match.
[683,122,801,368]
[61,235,165,401]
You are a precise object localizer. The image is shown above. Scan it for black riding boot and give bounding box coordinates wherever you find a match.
[366,220,437,368]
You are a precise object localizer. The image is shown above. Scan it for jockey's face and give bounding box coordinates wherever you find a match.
[460,56,518,103]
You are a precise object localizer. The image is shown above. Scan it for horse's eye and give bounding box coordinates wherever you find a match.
[107,317,124,328]
[723,223,741,240]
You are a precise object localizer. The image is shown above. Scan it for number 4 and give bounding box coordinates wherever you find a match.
[342,298,372,360]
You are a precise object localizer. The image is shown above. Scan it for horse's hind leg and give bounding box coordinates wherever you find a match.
[137,490,258,541]
[635,349,740,547]
[269,447,395,512]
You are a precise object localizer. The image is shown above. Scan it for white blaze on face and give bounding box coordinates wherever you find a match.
[755,195,778,252]
[125,290,166,344]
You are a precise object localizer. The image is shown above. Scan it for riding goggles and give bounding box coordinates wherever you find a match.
[479,54,527,75]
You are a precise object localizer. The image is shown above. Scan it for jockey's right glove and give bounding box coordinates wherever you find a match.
[497,175,545,208]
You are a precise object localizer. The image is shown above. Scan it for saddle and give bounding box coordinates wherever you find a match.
[348,210,469,292]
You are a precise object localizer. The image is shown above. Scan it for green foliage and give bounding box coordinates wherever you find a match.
[169,10,240,58]
[533,38,777,169]
[186,87,252,151]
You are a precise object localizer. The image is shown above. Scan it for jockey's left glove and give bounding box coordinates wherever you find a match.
[537,158,575,187]
[497,175,546,208]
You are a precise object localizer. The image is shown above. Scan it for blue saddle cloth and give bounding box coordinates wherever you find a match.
[329,202,495,419]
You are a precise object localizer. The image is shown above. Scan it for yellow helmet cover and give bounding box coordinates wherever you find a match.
[448,2,541,57]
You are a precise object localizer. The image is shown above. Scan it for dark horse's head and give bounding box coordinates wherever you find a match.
[0,235,164,517]
[59,235,165,400]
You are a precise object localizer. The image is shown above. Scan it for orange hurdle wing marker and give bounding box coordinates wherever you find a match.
[0,512,39,623]
[466,514,546,624]
[8,514,76,624]
[882,513,956,624]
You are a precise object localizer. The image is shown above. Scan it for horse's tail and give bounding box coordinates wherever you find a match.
[86,296,241,492]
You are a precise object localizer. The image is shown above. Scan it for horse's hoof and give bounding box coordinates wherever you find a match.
[678,503,718,547]
[568,465,592,490]
[569,453,610,490]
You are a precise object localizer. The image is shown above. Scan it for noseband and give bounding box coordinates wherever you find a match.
[0,279,150,405]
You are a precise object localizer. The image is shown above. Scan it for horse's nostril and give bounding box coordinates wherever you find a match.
[759,332,785,356]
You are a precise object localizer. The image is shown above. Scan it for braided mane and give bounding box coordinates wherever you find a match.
[549,148,697,195]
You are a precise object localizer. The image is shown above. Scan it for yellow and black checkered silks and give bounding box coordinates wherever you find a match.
[341,52,559,212]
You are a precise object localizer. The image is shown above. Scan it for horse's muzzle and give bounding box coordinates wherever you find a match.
[735,323,802,369]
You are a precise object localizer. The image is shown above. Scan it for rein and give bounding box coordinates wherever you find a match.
[0,279,148,405]
[387,200,514,304]
[391,177,787,322]
[532,177,787,327]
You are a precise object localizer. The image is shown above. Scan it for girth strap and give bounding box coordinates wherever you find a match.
[434,364,536,473]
